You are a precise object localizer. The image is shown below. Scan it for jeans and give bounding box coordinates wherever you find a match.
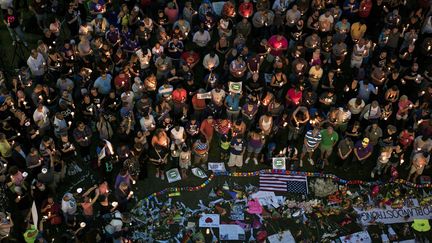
[35,13,47,29]
[7,26,26,42]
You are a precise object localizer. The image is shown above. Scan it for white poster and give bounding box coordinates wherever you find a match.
[199,214,220,228]
[354,205,432,225]
[219,224,245,240]
[208,162,226,172]
[197,92,212,99]
[165,168,181,183]
[339,231,371,243]
[267,230,295,243]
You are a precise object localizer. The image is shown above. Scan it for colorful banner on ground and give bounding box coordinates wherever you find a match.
[354,205,432,225]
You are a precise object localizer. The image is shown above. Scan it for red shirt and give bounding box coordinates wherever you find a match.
[181,51,200,66]
[114,73,130,89]
[192,94,206,110]
[239,2,254,18]
[268,35,288,56]
[358,0,372,18]
[200,119,214,139]
[286,88,302,105]
[172,88,187,103]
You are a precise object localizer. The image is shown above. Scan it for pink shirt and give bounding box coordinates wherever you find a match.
[268,35,288,56]
[397,100,412,115]
[164,7,179,24]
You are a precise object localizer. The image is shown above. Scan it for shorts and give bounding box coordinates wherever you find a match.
[228,153,243,167]
[247,144,263,154]
[179,160,191,169]
[302,144,315,154]
[410,165,424,175]
[320,145,333,156]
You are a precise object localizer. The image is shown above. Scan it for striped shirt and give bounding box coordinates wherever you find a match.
[194,141,209,155]
[305,130,322,148]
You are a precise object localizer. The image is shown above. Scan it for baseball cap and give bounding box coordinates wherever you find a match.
[362,138,369,146]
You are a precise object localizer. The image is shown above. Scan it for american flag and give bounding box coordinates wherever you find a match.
[259,173,308,194]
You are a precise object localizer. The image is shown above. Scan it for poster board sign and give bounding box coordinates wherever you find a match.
[272,157,286,170]
[228,82,242,93]
[354,205,432,225]
[199,214,220,228]
[219,224,245,240]
[192,168,207,178]
[197,92,211,99]
[339,231,371,243]
[267,230,295,243]
[208,162,226,172]
[166,168,181,183]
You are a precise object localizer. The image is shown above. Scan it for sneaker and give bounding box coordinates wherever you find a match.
[308,158,314,165]
[253,158,258,165]
[245,157,250,164]
[155,172,159,178]
[370,171,375,178]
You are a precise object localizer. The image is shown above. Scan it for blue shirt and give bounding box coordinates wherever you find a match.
[93,74,112,95]
[357,81,376,101]
[230,139,245,155]
[225,94,240,111]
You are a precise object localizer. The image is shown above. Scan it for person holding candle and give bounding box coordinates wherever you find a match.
[267,34,288,57]
[179,145,191,178]
[407,151,430,183]
[72,122,92,162]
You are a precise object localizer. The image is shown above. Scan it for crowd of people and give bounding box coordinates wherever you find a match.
[0,0,432,241]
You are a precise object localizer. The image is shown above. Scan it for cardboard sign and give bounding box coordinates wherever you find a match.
[219,224,245,240]
[208,162,226,172]
[267,230,295,243]
[272,157,286,170]
[228,82,242,93]
[354,205,432,225]
[165,168,181,183]
[197,92,212,99]
[198,214,220,228]
[339,231,371,243]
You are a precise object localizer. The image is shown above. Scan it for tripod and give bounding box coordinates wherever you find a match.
[11,39,30,68]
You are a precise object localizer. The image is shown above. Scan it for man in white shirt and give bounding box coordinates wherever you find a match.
[203,51,220,71]
[33,103,50,132]
[318,11,334,32]
[192,28,211,48]
[347,98,365,117]
[27,49,45,82]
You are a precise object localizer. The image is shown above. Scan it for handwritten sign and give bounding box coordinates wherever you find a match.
[354,205,432,225]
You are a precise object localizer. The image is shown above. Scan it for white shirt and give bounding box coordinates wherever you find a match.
[61,193,77,215]
[203,54,220,70]
[193,30,211,47]
[33,106,49,127]
[140,116,155,131]
[171,127,185,142]
[27,53,45,76]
